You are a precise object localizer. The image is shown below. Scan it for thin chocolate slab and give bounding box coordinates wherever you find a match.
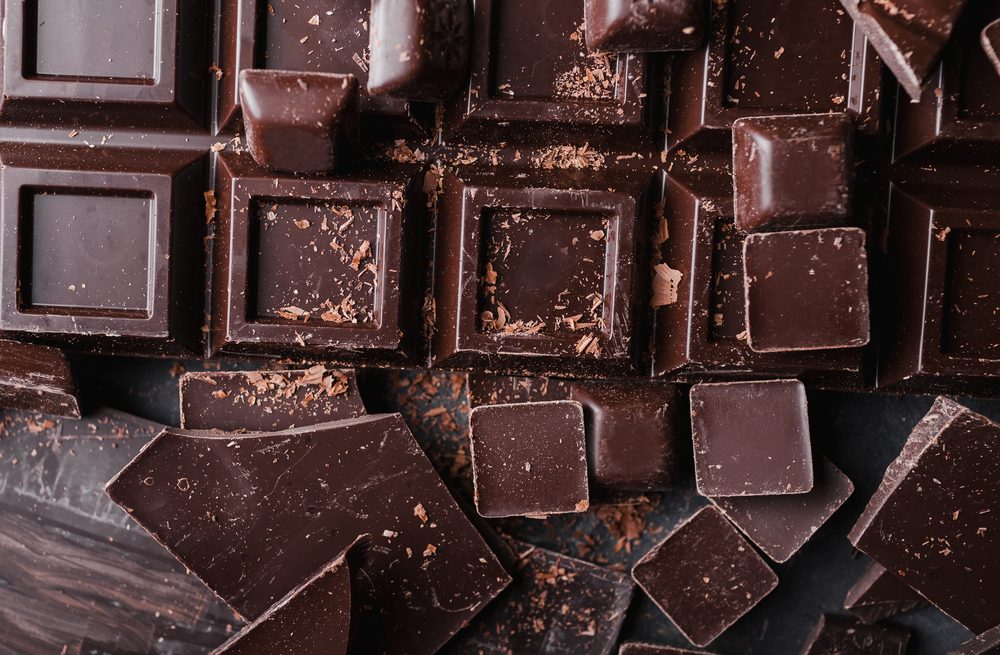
[950,626,1000,655]
[105,414,511,654]
[690,380,813,497]
[985,19,1000,77]
[744,227,870,353]
[710,456,854,563]
[800,614,910,654]
[0,339,79,417]
[469,400,589,517]
[849,397,1000,632]
[844,561,928,624]
[444,541,634,655]
[466,373,573,407]
[583,0,707,52]
[620,644,717,655]
[632,506,778,647]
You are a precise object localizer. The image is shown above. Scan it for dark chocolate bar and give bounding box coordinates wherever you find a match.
[843,560,928,624]
[800,614,910,654]
[0,339,79,417]
[985,19,1000,76]
[950,626,1000,655]
[619,645,716,655]
[466,373,573,407]
[583,0,707,53]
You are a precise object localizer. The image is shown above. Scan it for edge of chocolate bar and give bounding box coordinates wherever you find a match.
[0,339,80,417]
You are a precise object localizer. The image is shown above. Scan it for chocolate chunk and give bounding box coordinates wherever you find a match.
[843,560,928,624]
[469,401,589,517]
[800,614,911,654]
[179,367,366,431]
[239,70,359,173]
[0,340,79,418]
[744,227,871,353]
[571,381,682,491]
[105,414,511,654]
[583,0,707,52]
[445,541,634,655]
[849,397,1000,632]
[732,113,854,233]
[950,626,1000,655]
[620,645,717,655]
[710,456,854,563]
[839,0,968,101]
[368,0,471,100]
[632,506,778,647]
[467,374,573,407]
[985,19,1000,76]
[690,380,813,497]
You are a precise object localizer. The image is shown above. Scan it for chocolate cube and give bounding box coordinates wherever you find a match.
[584,0,707,52]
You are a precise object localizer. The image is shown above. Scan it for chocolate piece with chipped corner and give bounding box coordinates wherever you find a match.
[632,506,778,648]
[467,374,573,407]
[744,227,871,353]
[690,380,813,497]
[583,0,707,53]
[732,113,855,233]
[849,397,1000,632]
[0,339,79,417]
[444,541,634,655]
[469,400,590,518]
[985,19,1000,77]
[368,0,471,100]
[179,367,366,431]
[571,381,682,491]
[844,560,928,624]
[620,645,718,655]
[839,0,967,101]
[105,414,511,654]
[239,70,359,174]
[950,625,1000,655]
[800,614,911,655]
[710,456,854,563]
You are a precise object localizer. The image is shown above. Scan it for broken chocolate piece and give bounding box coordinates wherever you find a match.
[849,397,1000,632]
[744,227,871,353]
[690,379,813,497]
[710,456,854,563]
[950,625,1000,655]
[0,339,79,417]
[844,560,928,624]
[239,70,359,173]
[467,374,573,407]
[105,414,511,654]
[583,0,707,52]
[800,614,911,654]
[469,400,590,517]
[632,506,778,647]
[985,19,1000,77]
[620,645,717,655]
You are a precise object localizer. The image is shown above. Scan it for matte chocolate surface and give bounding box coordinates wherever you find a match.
[744,227,870,353]
[583,0,707,52]
[800,614,911,654]
[105,414,511,654]
[950,626,1000,655]
[466,373,573,407]
[0,339,79,417]
[850,397,1000,632]
[469,400,590,517]
[690,380,813,497]
[619,644,716,655]
[632,506,778,647]
[843,560,928,624]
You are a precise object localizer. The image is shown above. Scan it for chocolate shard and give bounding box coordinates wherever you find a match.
[469,400,590,518]
[0,339,79,418]
[732,113,855,233]
[843,560,928,624]
[710,455,854,563]
[984,19,1000,77]
[620,645,717,655]
[105,414,511,654]
[212,535,369,655]
[444,541,634,655]
[838,0,968,101]
[632,506,778,648]
[800,614,911,654]
[467,373,573,407]
[849,397,1000,632]
[583,0,707,52]
[179,367,366,431]
[368,0,471,100]
[744,227,871,353]
[949,625,1000,655]
[690,380,814,497]
[239,70,359,173]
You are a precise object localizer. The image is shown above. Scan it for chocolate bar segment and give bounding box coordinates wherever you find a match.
[620,645,717,655]
[0,339,79,417]
[985,19,1000,77]
[583,0,707,52]
[843,560,928,624]
[467,374,573,407]
[950,626,1000,655]
[800,614,910,654]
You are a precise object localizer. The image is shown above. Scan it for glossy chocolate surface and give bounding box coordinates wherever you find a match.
[0,339,78,417]
[843,560,928,624]
[985,19,1000,76]
[800,614,910,655]
[583,0,707,53]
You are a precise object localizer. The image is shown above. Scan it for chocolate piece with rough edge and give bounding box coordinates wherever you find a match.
[467,374,573,407]
[950,626,1000,655]
[620,644,718,655]
[849,397,1000,632]
[844,560,928,624]
[985,20,1000,77]
[800,614,911,655]
[690,379,813,497]
[105,414,511,654]
[571,381,682,491]
[469,400,589,518]
[744,227,870,353]
[838,0,967,101]
[368,0,471,100]
[583,0,707,52]
[239,70,359,174]
[709,455,854,563]
[179,367,366,431]
[732,113,855,233]
[0,340,79,417]
[632,506,778,648]
[444,541,634,655]
[212,536,369,655]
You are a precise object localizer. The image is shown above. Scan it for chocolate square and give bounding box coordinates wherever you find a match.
[744,227,870,353]
[583,0,707,52]
[800,614,910,655]
[467,374,573,407]
[0,339,79,418]
[690,379,813,497]
[844,561,927,624]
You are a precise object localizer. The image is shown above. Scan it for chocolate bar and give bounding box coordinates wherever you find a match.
[843,560,928,624]
[0,339,79,417]
[800,614,910,654]
[985,19,1000,76]
[619,645,716,655]
[583,0,707,53]
[950,626,1000,655]
[466,373,573,407]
